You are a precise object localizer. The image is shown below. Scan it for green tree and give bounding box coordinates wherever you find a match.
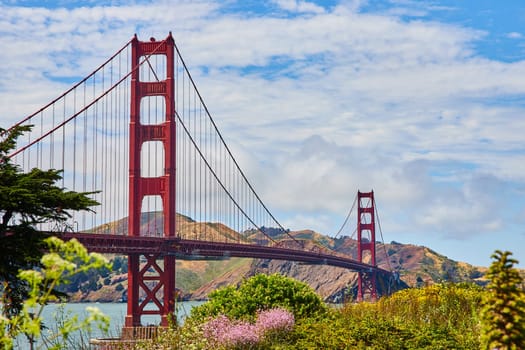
[190,273,326,321]
[481,250,525,350]
[0,125,98,318]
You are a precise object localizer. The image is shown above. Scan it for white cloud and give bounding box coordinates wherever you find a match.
[272,0,326,14]
[2,0,525,266]
[507,31,522,39]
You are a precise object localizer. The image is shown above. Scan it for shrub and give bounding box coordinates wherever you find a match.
[189,273,326,322]
[376,282,483,333]
[289,283,483,349]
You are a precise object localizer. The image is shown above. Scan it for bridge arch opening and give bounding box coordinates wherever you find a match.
[140,96,166,125]
[360,212,372,224]
[140,141,165,178]
[140,195,164,237]
[138,54,166,82]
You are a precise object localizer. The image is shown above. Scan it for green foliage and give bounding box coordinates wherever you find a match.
[0,237,110,349]
[285,283,483,349]
[177,269,203,293]
[140,281,488,349]
[189,273,327,322]
[111,256,128,274]
[377,282,483,332]
[57,260,110,295]
[480,250,525,350]
[134,319,207,350]
[0,125,99,317]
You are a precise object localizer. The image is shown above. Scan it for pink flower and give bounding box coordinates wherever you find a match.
[201,308,294,347]
[203,315,260,347]
[256,308,295,334]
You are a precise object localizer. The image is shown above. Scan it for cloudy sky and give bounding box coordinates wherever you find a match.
[1,0,525,267]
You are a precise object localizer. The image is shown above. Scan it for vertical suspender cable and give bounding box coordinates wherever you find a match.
[82,80,88,230]
[38,111,43,168]
[62,96,66,189]
[124,44,130,231]
[175,53,179,236]
[117,48,122,229]
[102,65,108,230]
[193,78,196,228]
[50,104,55,169]
[199,103,203,236]
[181,68,186,224]
[92,73,97,230]
[114,54,119,230]
[73,88,77,192]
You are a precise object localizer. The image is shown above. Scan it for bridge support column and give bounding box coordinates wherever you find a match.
[126,33,177,328]
[357,191,378,301]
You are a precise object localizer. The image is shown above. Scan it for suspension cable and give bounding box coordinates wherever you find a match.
[6,39,169,159]
[0,39,134,138]
[374,198,393,272]
[332,192,358,238]
[174,110,277,245]
[173,41,300,245]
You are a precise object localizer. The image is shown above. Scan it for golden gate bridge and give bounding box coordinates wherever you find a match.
[2,33,398,333]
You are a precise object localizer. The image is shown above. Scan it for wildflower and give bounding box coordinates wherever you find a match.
[256,308,295,334]
[202,315,259,348]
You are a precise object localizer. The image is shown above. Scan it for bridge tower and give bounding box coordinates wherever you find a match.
[357,190,378,301]
[126,34,176,329]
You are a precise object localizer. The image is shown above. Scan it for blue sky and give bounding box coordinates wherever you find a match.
[1,0,525,268]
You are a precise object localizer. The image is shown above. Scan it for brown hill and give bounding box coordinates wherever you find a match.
[186,230,489,302]
[74,213,508,303]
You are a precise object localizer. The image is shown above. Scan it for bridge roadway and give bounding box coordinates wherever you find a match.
[61,232,391,275]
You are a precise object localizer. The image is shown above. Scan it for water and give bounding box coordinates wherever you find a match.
[14,301,204,349]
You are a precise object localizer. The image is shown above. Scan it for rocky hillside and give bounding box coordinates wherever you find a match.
[64,213,511,303]
[187,230,490,302]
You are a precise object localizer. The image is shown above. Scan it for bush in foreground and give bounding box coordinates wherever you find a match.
[189,273,327,322]
[288,283,483,349]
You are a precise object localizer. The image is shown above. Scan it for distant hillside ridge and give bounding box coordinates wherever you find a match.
[66,212,518,303]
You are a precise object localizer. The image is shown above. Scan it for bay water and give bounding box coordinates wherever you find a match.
[14,301,204,349]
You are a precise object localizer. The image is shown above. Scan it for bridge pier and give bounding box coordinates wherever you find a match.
[125,254,140,327]
[90,326,161,349]
[357,270,378,301]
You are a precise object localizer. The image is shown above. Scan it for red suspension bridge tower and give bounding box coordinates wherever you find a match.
[126,34,177,328]
[357,190,378,301]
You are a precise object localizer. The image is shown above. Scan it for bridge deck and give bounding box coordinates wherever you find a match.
[62,232,391,275]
